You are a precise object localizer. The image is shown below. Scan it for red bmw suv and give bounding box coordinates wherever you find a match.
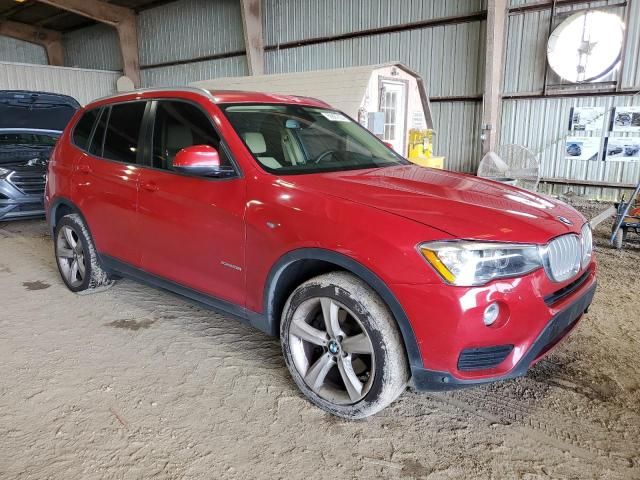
[45,88,596,418]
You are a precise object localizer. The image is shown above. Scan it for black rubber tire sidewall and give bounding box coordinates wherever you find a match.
[281,273,408,419]
[54,215,94,292]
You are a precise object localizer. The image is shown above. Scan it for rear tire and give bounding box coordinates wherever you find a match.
[280,272,409,419]
[54,213,113,293]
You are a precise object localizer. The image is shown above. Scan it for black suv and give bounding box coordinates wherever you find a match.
[0,90,79,221]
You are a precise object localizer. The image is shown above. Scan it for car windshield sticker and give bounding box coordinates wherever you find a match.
[321,112,350,122]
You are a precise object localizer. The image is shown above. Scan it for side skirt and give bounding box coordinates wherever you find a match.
[99,254,271,335]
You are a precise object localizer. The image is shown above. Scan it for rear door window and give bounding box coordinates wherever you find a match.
[73,109,99,150]
[102,102,146,164]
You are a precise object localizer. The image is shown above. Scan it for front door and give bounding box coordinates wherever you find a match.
[380,80,407,155]
[136,99,246,306]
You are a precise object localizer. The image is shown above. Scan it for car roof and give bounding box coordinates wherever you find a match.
[86,87,332,110]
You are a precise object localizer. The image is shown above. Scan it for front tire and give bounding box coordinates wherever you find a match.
[280,272,409,419]
[54,213,113,293]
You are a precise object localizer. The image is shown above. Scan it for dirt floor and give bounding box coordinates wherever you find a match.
[0,211,639,480]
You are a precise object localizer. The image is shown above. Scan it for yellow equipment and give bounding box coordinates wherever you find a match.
[407,129,444,169]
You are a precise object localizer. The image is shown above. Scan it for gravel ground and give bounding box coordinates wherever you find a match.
[0,214,639,480]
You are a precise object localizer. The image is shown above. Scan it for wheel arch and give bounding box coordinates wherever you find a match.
[48,197,87,235]
[263,248,423,370]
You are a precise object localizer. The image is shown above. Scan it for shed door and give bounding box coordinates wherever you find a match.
[380,80,407,154]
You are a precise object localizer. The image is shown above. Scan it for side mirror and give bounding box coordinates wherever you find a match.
[173,145,235,177]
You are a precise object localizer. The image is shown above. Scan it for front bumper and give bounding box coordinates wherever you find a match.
[394,262,597,391]
[411,281,595,390]
[0,177,45,221]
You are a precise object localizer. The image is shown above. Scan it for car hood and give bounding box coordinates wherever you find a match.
[0,90,79,131]
[291,165,586,244]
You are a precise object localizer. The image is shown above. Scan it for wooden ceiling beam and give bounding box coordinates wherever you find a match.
[0,19,64,66]
[37,0,140,86]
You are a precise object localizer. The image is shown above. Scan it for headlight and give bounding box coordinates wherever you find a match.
[418,241,542,286]
[0,167,10,178]
[580,223,593,269]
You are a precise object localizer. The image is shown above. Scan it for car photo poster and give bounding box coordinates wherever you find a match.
[606,137,640,161]
[565,136,601,161]
[612,106,640,133]
[569,107,606,132]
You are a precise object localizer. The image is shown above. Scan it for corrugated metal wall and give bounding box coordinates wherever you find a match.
[431,101,483,173]
[264,0,485,45]
[138,0,246,86]
[265,22,486,98]
[0,37,47,65]
[64,24,122,71]
[500,0,640,200]
[141,55,248,86]
[501,95,640,199]
[622,0,640,88]
[139,0,244,66]
[0,61,118,105]
[60,0,246,84]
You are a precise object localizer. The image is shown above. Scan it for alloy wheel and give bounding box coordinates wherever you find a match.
[288,297,376,404]
[56,225,86,288]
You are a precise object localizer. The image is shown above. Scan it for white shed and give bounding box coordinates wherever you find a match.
[191,63,434,158]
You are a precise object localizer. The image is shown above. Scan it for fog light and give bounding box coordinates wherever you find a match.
[483,303,500,326]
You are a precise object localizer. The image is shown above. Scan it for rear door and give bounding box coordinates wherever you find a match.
[73,101,147,266]
[136,99,246,306]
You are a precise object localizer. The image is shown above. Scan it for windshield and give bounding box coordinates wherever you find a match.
[221,104,407,174]
[0,132,59,148]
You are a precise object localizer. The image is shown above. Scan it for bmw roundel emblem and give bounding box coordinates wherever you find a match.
[557,216,573,226]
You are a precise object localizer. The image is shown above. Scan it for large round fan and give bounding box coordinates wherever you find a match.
[477,144,540,191]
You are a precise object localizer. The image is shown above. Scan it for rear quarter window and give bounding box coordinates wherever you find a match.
[72,108,99,150]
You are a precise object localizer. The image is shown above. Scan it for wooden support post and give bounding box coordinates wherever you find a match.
[45,40,64,66]
[482,0,508,154]
[240,0,265,75]
[115,14,140,87]
[0,20,63,66]
[38,0,141,86]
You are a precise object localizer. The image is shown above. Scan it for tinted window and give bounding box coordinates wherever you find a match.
[151,101,229,170]
[102,102,146,164]
[73,109,99,150]
[88,108,108,157]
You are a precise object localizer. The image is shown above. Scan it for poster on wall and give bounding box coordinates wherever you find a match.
[565,136,600,161]
[612,106,640,132]
[569,107,606,131]
[606,138,640,161]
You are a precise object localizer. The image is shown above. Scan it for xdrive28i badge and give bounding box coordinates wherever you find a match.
[557,216,573,226]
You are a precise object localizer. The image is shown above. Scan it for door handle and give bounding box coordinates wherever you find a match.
[76,164,92,174]
[142,182,159,192]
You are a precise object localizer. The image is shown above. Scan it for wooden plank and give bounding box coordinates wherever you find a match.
[240,0,264,75]
[482,0,508,154]
[589,206,616,228]
[37,0,130,26]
